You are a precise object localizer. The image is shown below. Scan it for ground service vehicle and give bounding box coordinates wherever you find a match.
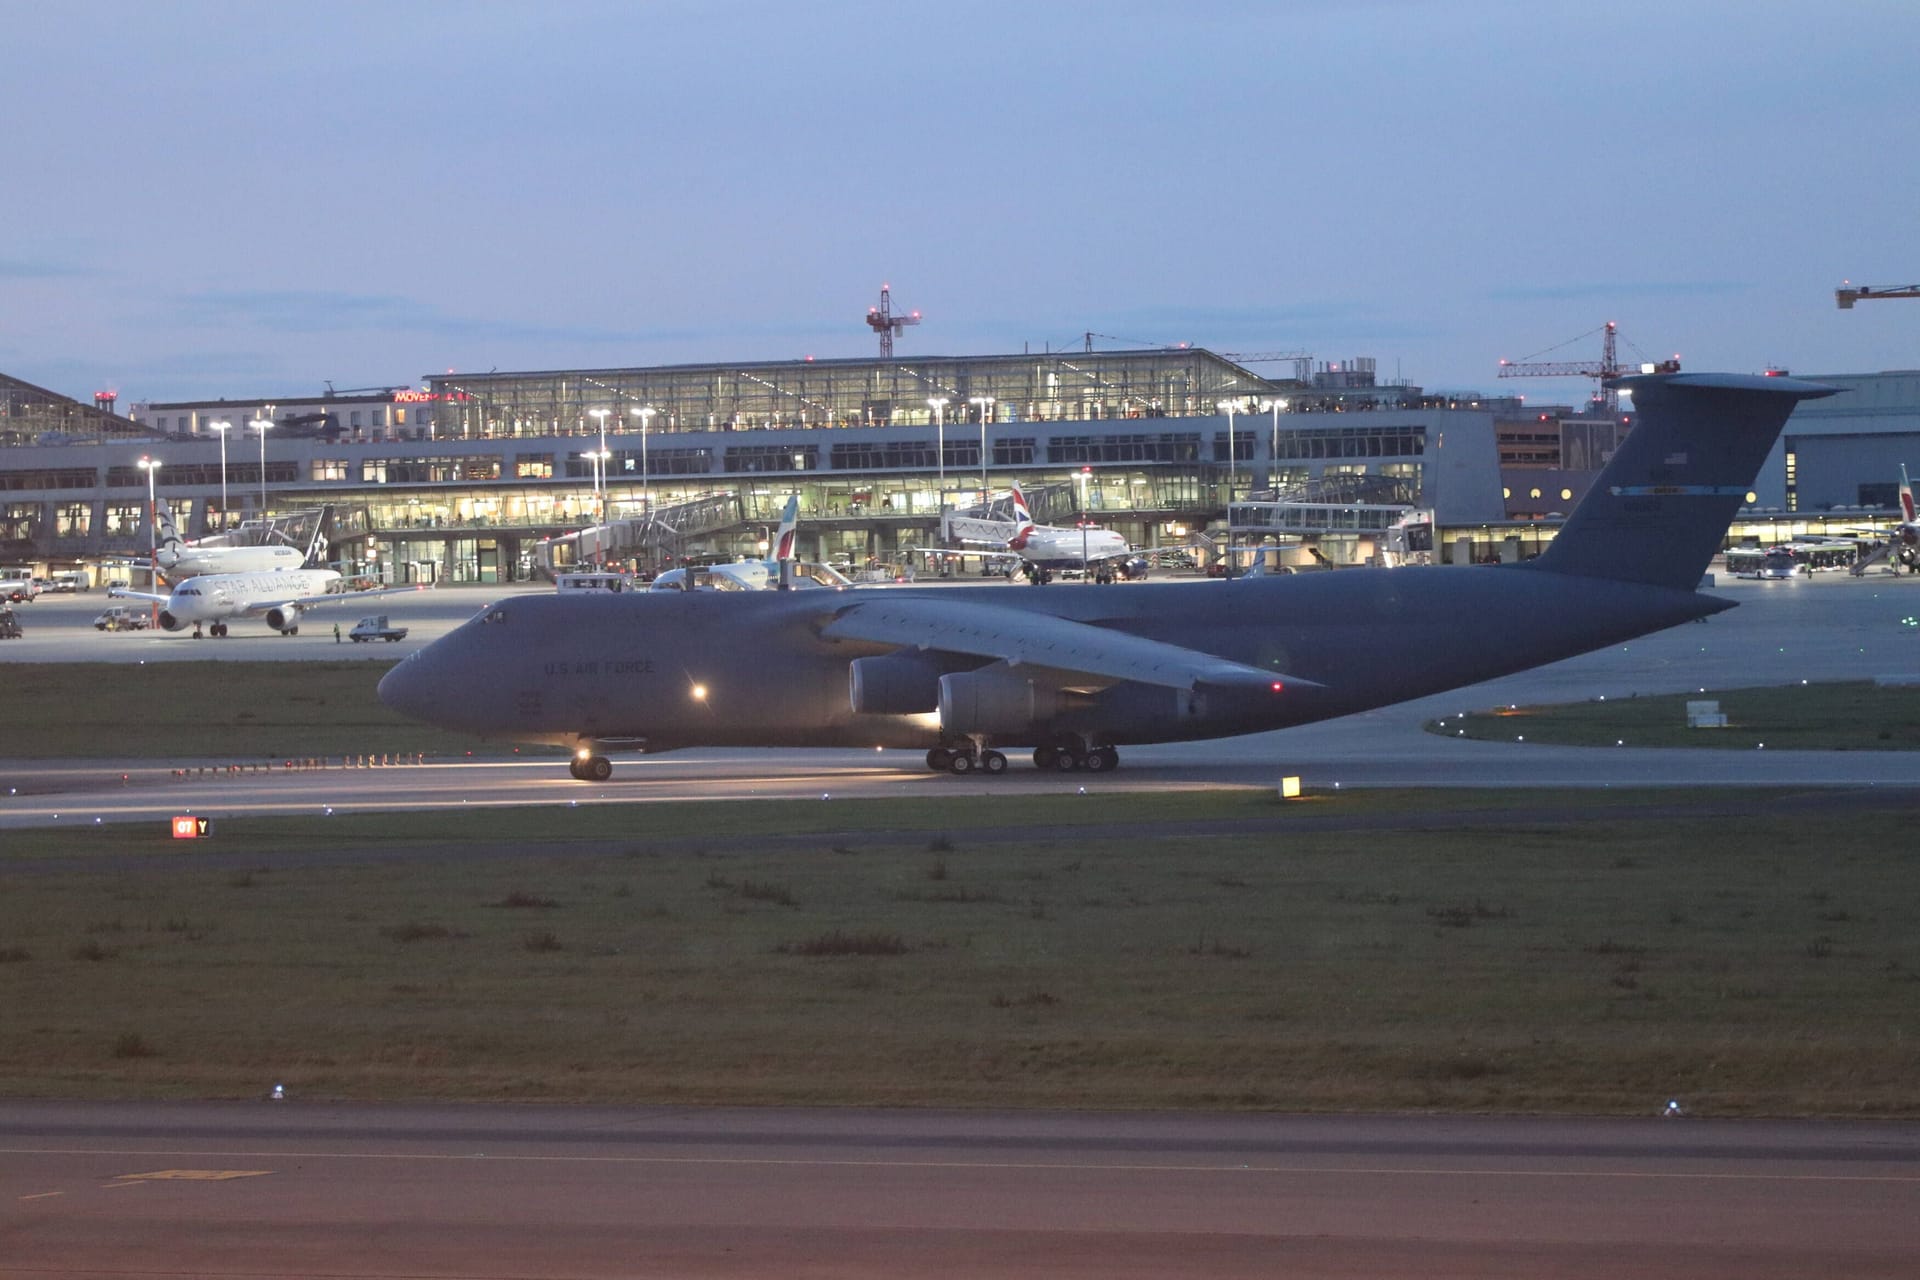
[95,605,153,631]
[349,615,409,642]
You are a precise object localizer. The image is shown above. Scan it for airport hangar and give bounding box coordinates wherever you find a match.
[2,352,1917,584]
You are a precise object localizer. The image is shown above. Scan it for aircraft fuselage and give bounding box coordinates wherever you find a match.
[379,570,1723,753]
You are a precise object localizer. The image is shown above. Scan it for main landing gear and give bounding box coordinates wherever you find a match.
[925,737,1119,775]
[925,745,1008,775]
[1032,743,1118,772]
[569,753,613,781]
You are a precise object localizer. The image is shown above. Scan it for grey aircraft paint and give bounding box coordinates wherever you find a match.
[378,373,1836,777]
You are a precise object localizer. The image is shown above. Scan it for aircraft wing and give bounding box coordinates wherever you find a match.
[819,596,1318,693]
[246,582,434,614]
[107,587,171,605]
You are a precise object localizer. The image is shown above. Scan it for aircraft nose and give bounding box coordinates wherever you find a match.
[376,652,438,723]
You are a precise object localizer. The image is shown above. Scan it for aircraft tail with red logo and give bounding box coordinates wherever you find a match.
[772,495,799,561]
[1007,484,1036,550]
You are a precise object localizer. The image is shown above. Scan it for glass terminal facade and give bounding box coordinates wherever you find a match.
[0,348,1528,582]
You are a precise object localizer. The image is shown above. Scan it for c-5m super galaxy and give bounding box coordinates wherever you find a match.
[379,373,1834,781]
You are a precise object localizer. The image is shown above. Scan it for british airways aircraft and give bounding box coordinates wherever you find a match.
[1003,484,1133,582]
[111,568,427,638]
[379,373,1835,781]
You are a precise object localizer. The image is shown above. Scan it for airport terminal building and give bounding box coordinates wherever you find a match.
[3,351,1507,582]
[3,352,1916,583]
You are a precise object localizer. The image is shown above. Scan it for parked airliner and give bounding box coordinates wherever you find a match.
[155,504,311,581]
[112,569,426,637]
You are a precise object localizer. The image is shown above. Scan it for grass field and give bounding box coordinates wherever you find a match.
[4,791,1917,1115]
[1430,681,1920,750]
[0,661,507,759]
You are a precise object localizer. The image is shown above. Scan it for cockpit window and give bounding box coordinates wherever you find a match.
[484,608,508,624]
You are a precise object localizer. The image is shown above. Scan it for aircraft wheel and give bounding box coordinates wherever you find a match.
[1052,749,1081,772]
[926,747,953,771]
[1086,746,1119,772]
[980,750,1007,775]
[584,755,613,782]
[568,758,586,780]
[1033,745,1059,769]
[948,752,976,775]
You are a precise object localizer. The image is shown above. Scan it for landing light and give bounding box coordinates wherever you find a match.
[690,683,709,701]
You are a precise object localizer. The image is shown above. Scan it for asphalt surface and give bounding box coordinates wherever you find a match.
[5,571,1920,827]
[6,572,1920,1277]
[5,1102,1917,1279]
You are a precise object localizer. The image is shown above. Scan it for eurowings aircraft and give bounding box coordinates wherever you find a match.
[155,503,310,581]
[111,569,427,637]
[1844,464,1918,576]
[378,373,1835,781]
[1882,463,1918,570]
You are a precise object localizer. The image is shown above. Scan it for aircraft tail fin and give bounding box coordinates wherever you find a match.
[1008,484,1035,549]
[1901,463,1914,524]
[303,518,328,568]
[1527,372,1837,590]
[773,495,799,561]
[154,502,183,566]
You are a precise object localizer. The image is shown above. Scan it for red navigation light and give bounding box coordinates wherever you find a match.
[1270,681,1284,693]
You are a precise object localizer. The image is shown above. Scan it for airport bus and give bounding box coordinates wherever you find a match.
[1725,546,1802,579]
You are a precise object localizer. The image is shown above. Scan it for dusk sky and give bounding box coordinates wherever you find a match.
[7,1,1917,408]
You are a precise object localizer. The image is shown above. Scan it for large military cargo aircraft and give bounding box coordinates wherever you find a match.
[379,373,1835,781]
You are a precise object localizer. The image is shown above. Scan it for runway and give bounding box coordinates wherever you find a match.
[4,1101,1917,1278]
[4,572,1920,828]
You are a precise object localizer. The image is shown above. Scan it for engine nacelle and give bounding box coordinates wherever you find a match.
[938,666,1093,737]
[850,650,974,716]
[264,604,302,633]
[156,610,187,632]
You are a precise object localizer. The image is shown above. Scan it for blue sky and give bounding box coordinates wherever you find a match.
[5,0,1917,406]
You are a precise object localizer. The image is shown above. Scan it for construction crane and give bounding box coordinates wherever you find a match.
[1220,350,1316,381]
[1836,281,1920,309]
[865,284,920,358]
[1497,322,1679,415]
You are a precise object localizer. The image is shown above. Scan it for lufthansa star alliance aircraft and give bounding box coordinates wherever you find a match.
[111,569,427,638]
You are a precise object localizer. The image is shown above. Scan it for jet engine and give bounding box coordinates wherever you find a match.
[156,610,188,632]
[937,665,1095,737]
[264,604,302,634]
[849,650,979,716]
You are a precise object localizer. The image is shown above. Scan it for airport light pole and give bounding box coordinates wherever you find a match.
[1262,398,1288,488]
[1078,465,1091,573]
[632,405,655,523]
[595,448,611,528]
[1218,399,1241,577]
[209,420,230,526]
[969,396,994,505]
[588,409,610,522]
[249,418,272,517]
[927,397,948,497]
[137,456,160,617]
